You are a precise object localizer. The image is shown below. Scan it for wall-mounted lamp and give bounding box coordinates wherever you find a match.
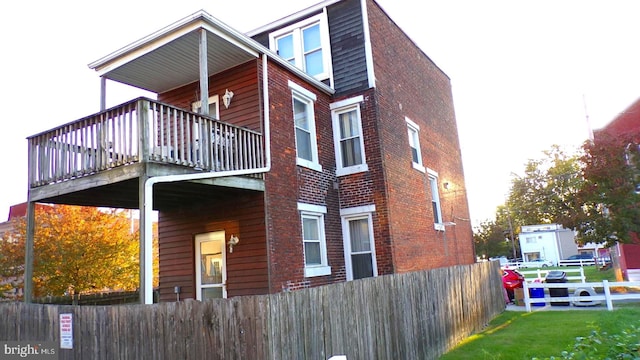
[227,234,239,253]
[223,89,234,109]
[443,182,450,190]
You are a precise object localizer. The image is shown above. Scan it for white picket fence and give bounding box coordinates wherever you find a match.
[522,280,640,312]
[518,268,586,283]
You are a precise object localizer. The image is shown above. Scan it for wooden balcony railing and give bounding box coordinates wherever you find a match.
[28,98,264,187]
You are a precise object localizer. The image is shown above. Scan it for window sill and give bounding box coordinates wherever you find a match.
[297,158,323,172]
[412,162,426,173]
[305,265,331,278]
[336,164,369,177]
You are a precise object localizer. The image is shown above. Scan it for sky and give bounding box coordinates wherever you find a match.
[1,0,640,225]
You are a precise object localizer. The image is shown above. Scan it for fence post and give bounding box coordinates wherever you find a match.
[523,281,532,312]
[580,267,585,283]
[603,280,613,311]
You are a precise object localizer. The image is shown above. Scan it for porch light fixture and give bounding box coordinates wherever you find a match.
[223,89,234,109]
[227,234,239,253]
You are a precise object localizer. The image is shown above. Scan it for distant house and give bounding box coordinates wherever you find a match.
[519,224,608,267]
[23,0,475,303]
[518,224,577,266]
[594,97,640,281]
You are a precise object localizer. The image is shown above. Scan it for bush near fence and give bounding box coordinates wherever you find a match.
[0,261,504,360]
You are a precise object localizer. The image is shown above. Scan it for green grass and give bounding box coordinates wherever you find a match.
[440,306,640,360]
[440,267,636,360]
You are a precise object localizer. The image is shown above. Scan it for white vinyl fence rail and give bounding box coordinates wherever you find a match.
[518,268,586,283]
[522,280,640,312]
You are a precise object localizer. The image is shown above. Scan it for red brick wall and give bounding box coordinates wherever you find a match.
[262,61,345,292]
[366,0,475,270]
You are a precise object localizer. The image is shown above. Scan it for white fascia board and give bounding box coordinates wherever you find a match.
[89,10,210,71]
[91,23,204,76]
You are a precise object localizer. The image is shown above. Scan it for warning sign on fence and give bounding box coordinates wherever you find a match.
[59,314,73,349]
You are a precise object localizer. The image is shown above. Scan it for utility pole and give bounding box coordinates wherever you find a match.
[506,206,517,260]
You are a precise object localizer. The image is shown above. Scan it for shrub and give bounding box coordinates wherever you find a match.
[535,324,640,360]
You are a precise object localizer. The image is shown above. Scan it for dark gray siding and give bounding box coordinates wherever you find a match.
[327,0,369,96]
[252,33,269,48]
[249,0,369,96]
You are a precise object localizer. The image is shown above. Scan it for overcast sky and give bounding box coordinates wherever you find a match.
[1,0,639,225]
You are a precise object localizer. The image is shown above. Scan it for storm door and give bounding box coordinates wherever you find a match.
[195,231,226,300]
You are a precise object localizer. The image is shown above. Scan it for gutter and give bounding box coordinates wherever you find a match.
[140,54,272,304]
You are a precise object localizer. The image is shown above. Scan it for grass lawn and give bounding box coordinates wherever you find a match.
[440,305,640,360]
[440,266,639,360]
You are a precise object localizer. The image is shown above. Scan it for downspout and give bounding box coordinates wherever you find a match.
[140,54,271,304]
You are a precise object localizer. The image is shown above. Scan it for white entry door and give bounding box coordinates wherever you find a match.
[195,231,227,300]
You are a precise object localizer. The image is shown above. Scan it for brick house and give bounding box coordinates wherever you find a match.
[595,98,640,281]
[23,0,475,303]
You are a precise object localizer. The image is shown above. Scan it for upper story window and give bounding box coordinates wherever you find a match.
[428,169,444,231]
[298,203,331,278]
[289,81,322,172]
[406,117,425,173]
[331,96,368,176]
[270,13,331,81]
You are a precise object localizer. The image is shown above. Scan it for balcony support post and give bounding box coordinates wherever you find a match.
[23,201,36,303]
[100,77,106,111]
[198,28,209,116]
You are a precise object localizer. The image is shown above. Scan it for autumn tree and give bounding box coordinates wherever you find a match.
[0,205,156,299]
[567,132,640,246]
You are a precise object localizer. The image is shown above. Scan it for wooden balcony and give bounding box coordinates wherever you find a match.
[27,97,265,209]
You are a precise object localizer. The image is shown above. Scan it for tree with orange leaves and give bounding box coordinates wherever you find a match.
[0,204,157,299]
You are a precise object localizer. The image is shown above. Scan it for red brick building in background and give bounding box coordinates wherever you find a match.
[596,98,640,281]
[24,0,475,303]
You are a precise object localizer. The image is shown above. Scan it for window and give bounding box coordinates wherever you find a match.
[270,14,331,80]
[331,96,368,176]
[406,117,425,172]
[191,95,220,119]
[299,203,330,277]
[290,81,321,171]
[428,169,443,230]
[341,205,377,281]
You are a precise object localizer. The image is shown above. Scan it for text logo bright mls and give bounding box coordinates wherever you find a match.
[0,342,57,359]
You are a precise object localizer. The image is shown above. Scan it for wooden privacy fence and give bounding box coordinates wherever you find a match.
[0,262,504,360]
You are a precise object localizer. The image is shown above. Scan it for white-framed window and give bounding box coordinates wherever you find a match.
[192,95,220,119]
[290,81,322,172]
[341,205,377,281]
[331,96,368,176]
[406,117,425,172]
[428,169,444,231]
[270,13,331,81]
[298,203,331,277]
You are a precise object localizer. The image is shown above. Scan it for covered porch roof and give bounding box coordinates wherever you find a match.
[87,10,333,96]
